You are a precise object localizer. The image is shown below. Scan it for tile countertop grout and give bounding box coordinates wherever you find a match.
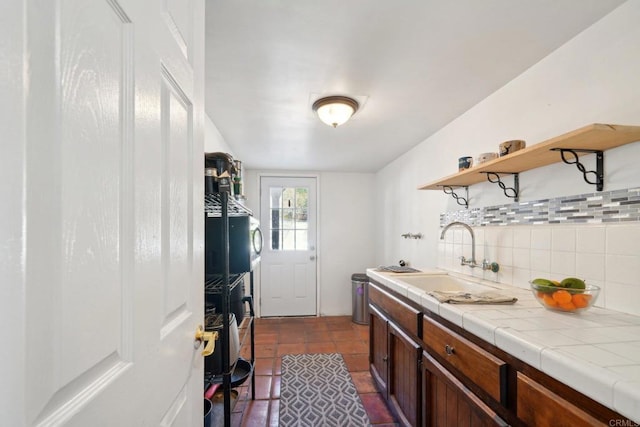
[366,268,640,424]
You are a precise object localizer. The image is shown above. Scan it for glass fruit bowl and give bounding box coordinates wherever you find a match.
[530,279,600,313]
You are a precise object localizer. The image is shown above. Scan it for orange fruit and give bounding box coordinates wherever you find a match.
[542,294,558,307]
[552,290,572,304]
[558,301,577,311]
[572,294,590,309]
[537,291,546,299]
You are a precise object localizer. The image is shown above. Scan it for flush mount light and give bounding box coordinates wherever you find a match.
[312,96,359,128]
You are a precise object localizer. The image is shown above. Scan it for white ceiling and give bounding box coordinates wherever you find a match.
[204,0,624,172]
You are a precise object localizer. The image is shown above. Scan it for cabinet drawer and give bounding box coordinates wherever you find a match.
[517,372,602,426]
[422,315,506,404]
[369,282,421,336]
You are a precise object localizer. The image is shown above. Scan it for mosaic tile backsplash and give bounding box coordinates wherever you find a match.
[440,187,640,227]
[437,187,640,317]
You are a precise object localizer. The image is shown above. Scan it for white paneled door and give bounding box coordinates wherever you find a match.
[1,0,205,425]
[260,177,317,317]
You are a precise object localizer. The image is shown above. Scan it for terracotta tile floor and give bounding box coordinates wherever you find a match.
[230,315,398,426]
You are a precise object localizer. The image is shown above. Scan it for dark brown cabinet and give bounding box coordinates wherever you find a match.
[422,351,508,427]
[368,282,422,427]
[517,372,603,427]
[369,303,389,396]
[389,321,422,427]
[368,276,635,427]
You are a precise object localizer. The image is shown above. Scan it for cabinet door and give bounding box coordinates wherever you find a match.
[422,351,508,427]
[369,303,389,395]
[517,372,603,426]
[389,321,422,427]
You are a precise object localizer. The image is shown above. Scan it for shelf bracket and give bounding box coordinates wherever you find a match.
[441,186,468,209]
[483,172,519,202]
[550,148,604,191]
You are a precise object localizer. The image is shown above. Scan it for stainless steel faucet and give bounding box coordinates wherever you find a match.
[440,221,499,272]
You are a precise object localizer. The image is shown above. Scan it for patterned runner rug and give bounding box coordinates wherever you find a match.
[279,353,371,427]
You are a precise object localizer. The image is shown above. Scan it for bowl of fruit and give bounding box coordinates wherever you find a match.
[530,277,600,313]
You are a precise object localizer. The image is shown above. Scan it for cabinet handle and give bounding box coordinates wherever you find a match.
[383,355,388,362]
[445,344,455,356]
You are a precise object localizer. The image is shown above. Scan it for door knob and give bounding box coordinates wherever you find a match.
[194,325,218,357]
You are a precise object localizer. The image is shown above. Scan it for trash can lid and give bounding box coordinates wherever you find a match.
[351,273,368,281]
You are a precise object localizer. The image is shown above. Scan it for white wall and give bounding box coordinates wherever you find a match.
[375,1,640,315]
[204,114,234,154]
[243,170,377,316]
[318,173,377,316]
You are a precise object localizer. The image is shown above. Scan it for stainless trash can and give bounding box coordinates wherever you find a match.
[351,273,369,325]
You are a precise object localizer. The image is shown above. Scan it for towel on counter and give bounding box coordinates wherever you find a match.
[428,290,517,305]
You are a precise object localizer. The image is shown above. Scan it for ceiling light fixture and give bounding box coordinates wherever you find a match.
[312,96,359,128]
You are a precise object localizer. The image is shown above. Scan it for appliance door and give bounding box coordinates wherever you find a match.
[249,216,262,269]
[205,215,251,274]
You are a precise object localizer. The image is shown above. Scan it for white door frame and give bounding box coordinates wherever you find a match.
[255,172,321,318]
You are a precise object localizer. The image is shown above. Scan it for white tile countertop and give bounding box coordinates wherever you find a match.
[366,268,640,423]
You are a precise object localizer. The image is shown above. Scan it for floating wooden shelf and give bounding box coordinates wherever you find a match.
[419,123,640,191]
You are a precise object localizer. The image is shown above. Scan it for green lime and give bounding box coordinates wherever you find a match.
[560,277,586,290]
[532,278,555,293]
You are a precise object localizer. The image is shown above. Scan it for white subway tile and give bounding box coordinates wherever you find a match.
[475,244,485,263]
[576,226,605,254]
[555,326,639,344]
[513,227,531,249]
[512,267,532,289]
[557,344,637,367]
[497,246,513,267]
[495,328,544,369]
[531,227,551,250]
[605,255,640,286]
[552,227,576,252]
[606,224,640,255]
[596,341,640,363]
[575,252,605,281]
[541,349,616,406]
[613,379,640,424]
[485,226,513,248]
[550,251,576,278]
[495,265,513,285]
[530,249,551,272]
[609,365,640,382]
[513,248,530,270]
[605,281,640,317]
[474,227,485,246]
[519,329,583,347]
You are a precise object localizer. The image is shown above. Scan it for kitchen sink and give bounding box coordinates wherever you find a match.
[397,274,500,293]
[381,267,446,276]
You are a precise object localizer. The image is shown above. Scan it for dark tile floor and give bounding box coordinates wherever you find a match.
[229,315,398,426]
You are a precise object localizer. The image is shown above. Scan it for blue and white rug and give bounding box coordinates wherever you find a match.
[279,353,371,427]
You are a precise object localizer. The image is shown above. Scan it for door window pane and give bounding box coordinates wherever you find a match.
[268,186,309,251]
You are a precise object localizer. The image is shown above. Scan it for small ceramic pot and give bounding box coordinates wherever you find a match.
[476,152,498,164]
[458,156,473,171]
[499,140,526,156]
